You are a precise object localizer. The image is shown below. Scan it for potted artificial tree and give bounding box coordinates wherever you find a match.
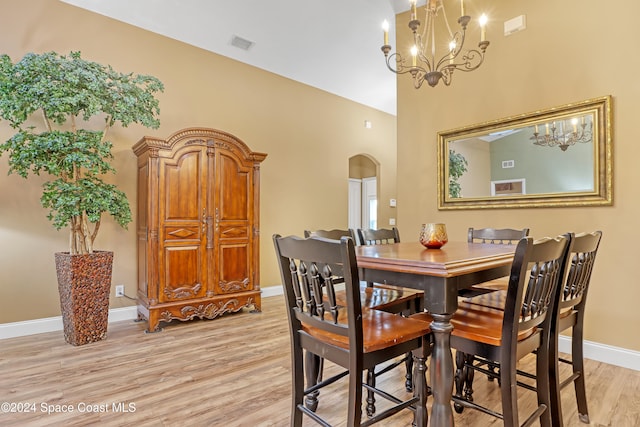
[448,149,468,199]
[0,51,163,345]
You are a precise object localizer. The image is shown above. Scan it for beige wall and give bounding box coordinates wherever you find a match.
[396,0,639,351]
[0,0,397,323]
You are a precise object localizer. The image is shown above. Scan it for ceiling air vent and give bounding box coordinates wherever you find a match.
[230,35,255,51]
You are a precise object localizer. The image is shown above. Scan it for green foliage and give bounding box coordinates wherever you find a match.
[448,149,468,199]
[0,51,163,254]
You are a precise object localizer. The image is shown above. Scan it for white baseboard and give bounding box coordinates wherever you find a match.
[0,286,286,340]
[0,306,139,340]
[558,335,640,371]
[261,285,284,298]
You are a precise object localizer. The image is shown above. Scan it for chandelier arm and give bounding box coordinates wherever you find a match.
[449,30,465,61]
[385,52,428,76]
[414,33,434,73]
[434,30,463,71]
[440,68,453,86]
[450,48,486,72]
[412,71,426,89]
[417,54,434,73]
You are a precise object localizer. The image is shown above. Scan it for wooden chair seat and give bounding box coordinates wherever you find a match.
[463,289,575,320]
[303,308,430,352]
[412,306,536,347]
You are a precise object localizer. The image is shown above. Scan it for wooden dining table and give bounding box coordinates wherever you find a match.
[355,241,517,427]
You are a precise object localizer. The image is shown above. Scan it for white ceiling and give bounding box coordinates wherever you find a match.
[60,0,415,116]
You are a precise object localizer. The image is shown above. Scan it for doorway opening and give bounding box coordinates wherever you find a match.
[348,154,379,230]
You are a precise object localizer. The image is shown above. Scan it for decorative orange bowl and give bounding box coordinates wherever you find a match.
[419,223,448,249]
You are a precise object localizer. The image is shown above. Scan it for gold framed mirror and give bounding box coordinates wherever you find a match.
[437,96,612,210]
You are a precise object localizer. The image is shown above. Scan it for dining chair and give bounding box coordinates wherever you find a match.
[305,228,423,413]
[541,231,603,426]
[468,227,530,245]
[457,231,602,425]
[273,234,431,426]
[357,226,401,245]
[460,227,530,299]
[412,235,571,427]
[458,227,532,382]
[355,227,426,396]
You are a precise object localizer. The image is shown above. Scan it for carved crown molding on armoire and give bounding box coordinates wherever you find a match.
[133,127,267,332]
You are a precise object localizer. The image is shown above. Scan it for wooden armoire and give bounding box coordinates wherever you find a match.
[132,128,267,332]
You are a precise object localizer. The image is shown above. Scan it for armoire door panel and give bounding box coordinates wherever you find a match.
[158,147,208,301]
[215,244,252,294]
[218,224,249,239]
[161,148,204,221]
[217,152,251,221]
[164,226,201,241]
[161,246,205,302]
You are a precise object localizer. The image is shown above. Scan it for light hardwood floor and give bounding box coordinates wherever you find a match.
[1,295,638,426]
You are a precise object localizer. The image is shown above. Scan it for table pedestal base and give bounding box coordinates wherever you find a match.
[430,313,454,427]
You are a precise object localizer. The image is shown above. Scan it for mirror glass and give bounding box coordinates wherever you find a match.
[437,96,612,209]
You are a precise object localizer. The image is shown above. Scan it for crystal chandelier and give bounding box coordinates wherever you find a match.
[381,0,489,88]
[530,117,593,151]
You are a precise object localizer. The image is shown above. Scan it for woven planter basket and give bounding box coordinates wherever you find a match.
[54,251,113,346]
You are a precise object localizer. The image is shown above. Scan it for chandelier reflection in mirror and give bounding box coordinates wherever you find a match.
[530,116,593,151]
[381,0,489,88]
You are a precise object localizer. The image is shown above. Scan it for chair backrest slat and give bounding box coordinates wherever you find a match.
[357,227,400,246]
[305,228,355,240]
[503,235,571,337]
[468,227,529,245]
[274,234,362,341]
[559,231,602,312]
[521,255,563,324]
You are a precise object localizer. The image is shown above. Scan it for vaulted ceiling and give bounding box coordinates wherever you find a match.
[60,0,414,116]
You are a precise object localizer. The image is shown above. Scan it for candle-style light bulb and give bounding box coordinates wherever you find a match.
[461,0,465,16]
[382,20,389,45]
[411,45,418,67]
[479,14,488,41]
